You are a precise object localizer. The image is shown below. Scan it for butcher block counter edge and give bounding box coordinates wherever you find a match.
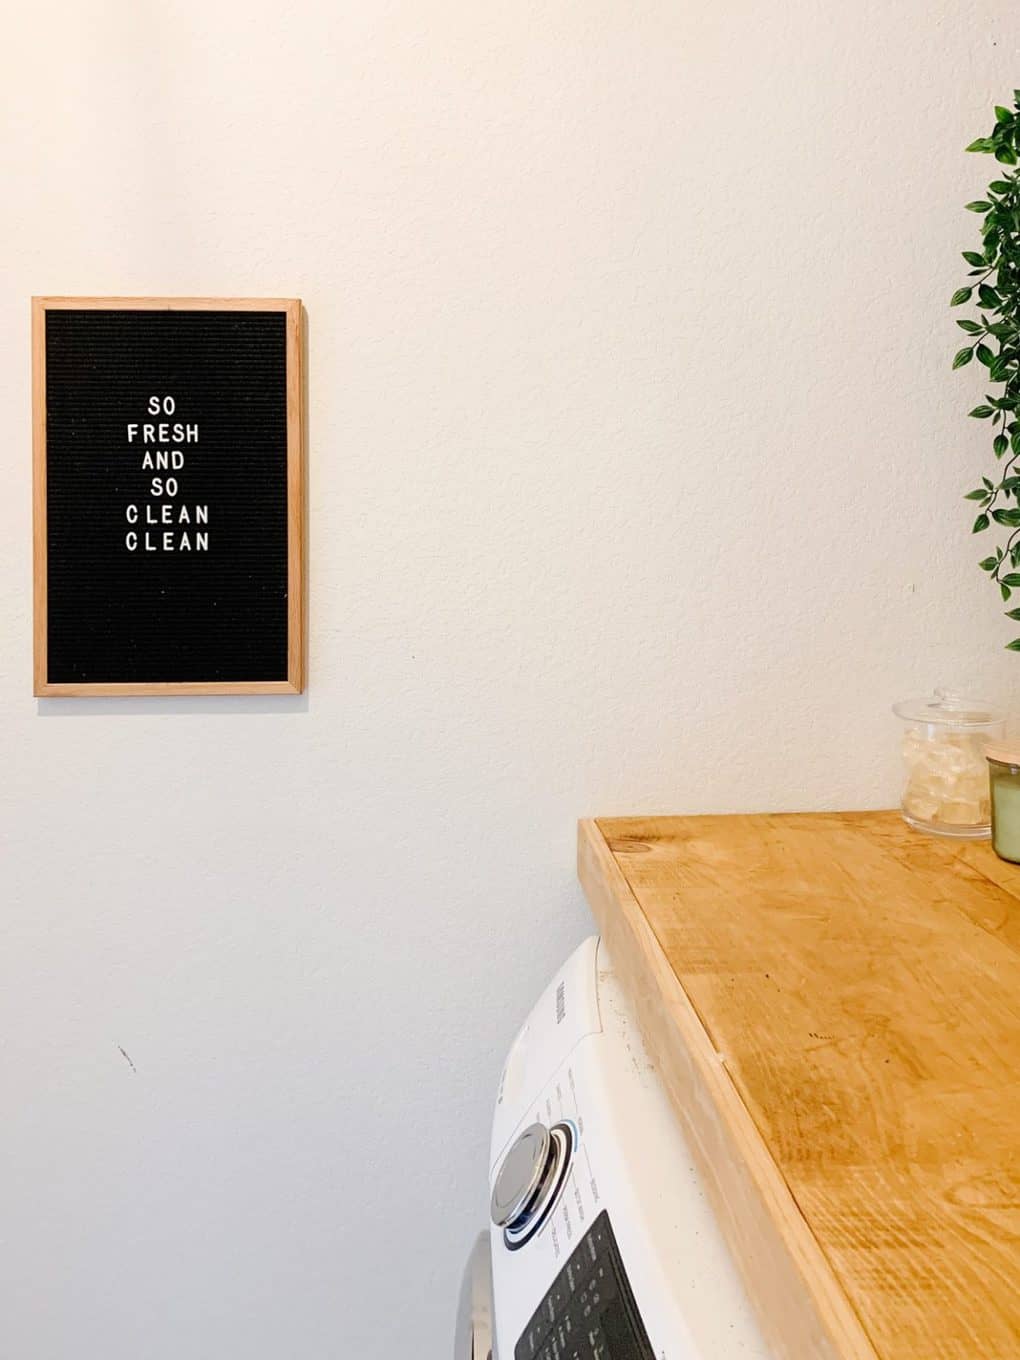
[578,815,876,1360]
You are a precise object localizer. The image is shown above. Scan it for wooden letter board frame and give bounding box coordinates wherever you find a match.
[32,297,304,697]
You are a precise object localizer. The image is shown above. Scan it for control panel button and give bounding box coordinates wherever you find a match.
[494,1121,577,1251]
[491,1123,553,1229]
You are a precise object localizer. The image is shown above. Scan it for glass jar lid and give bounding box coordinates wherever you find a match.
[984,741,1020,765]
[892,687,1004,729]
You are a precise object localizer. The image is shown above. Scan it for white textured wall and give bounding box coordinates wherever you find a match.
[2,3,1018,1356]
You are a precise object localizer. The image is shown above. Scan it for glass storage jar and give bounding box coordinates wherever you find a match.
[985,743,1020,862]
[892,688,1004,838]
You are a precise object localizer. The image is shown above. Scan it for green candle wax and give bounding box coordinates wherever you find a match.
[989,760,1020,863]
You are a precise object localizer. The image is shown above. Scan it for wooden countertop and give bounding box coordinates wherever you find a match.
[578,812,1020,1360]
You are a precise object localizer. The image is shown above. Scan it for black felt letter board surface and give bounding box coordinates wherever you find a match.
[33,299,303,695]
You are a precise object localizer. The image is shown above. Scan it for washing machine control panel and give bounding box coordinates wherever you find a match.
[514,1209,653,1360]
[488,937,775,1360]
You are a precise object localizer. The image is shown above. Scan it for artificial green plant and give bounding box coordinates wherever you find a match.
[953,94,1020,648]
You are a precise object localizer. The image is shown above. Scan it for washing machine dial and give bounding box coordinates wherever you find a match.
[490,1121,575,1248]
[490,1123,551,1227]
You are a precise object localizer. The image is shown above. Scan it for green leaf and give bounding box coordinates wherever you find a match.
[996,145,1018,166]
[965,488,988,500]
[1000,572,1020,586]
[962,250,986,266]
[987,322,1015,338]
[1006,608,1020,620]
[977,343,995,366]
[950,287,973,306]
[957,318,983,333]
[1003,583,1012,601]
[990,180,1014,193]
[992,509,1020,527]
[953,346,975,368]
[966,200,994,212]
[965,138,995,153]
[970,405,996,418]
[979,283,1002,308]
[994,434,1009,456]
[980,555,999,571]
[973,513,990,532]
[1006,639,1020,651]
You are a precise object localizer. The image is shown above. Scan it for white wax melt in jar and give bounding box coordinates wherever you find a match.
[892,688,1004,838]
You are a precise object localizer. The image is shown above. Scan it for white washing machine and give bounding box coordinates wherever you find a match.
[454,936,774,1360]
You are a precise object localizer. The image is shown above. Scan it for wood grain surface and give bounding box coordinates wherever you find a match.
[578,811,1020,1360]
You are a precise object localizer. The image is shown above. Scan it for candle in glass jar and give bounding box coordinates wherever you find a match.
[986,744,1020,863]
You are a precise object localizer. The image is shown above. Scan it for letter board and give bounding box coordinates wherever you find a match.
[32,297,304,696]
